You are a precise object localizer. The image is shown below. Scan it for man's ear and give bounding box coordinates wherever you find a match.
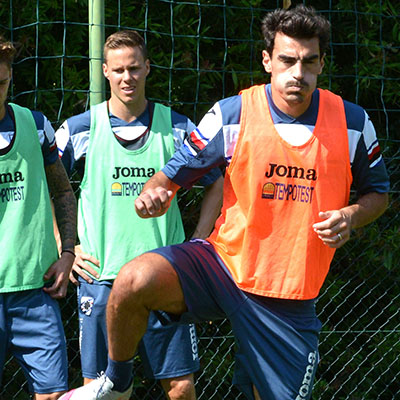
[262,50,272,73]
[318,54,325,75]
[102,62,109,79]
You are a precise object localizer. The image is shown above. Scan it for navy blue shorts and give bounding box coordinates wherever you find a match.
[150,239,322,400]
[78,278,199,380]
[0,289,68,394]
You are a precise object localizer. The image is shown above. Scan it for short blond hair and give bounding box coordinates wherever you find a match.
[104,30,148,62]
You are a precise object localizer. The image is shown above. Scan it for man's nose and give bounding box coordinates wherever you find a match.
[292,61,305,80]
[122,69,132,81]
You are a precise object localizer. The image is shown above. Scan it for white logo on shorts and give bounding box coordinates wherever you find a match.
[296,351,317,400]
[189,324,199,361]
[80,296,94,316]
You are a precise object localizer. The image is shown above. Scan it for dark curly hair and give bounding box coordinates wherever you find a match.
[261,4,330,58]
[0,35,16,68]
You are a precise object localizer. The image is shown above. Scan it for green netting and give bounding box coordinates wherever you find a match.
[0,1,399,399]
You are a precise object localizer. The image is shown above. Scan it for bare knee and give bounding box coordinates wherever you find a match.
[112,256,151,302]
[112,252,187,314]
[161,374,196,400]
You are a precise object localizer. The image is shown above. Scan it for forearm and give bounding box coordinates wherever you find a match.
[342,192,389,230]
[143,171,180,194]
[52,189,77,251]
[45,159,77,251]
[46,193,76,298]
[192,175,223,239]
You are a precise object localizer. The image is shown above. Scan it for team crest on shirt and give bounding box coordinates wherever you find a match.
[80,296,94,316]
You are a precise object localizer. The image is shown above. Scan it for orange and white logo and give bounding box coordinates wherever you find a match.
[262,182,275,199]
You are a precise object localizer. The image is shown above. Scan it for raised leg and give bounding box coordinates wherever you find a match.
[106,252,187,362]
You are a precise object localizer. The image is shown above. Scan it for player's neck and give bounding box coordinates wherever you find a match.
[108,97,148,123]
[0,103,6,121]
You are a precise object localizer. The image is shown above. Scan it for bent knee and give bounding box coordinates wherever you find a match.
[112,257,154,300]
[112,252,186,313]
[113,252,177,294]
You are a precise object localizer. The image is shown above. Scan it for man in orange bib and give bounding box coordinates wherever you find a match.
[61,5,389,400]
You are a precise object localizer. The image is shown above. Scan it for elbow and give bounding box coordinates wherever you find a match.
[369,191,389,220]
[381,192,389,212]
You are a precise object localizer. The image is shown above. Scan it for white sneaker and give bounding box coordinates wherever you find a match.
[59,373,133,400]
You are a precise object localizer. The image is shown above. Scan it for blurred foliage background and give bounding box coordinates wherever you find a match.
[0,0,399,398]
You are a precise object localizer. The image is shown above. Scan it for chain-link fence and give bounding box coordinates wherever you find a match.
[1,1,399,399]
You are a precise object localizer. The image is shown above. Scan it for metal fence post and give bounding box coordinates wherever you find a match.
[89,0,105,106]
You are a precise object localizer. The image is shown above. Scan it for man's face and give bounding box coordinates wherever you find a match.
[102,46,150,109]
[0,63,11,119]
[262,32,324,117]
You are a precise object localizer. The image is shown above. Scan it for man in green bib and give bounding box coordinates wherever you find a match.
[0,35,77,399]
[56,30,223,399]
